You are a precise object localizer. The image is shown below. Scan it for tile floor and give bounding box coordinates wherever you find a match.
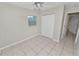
[0,33,77,56]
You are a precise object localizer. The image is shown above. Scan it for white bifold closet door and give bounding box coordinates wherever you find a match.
[41,14,55,39]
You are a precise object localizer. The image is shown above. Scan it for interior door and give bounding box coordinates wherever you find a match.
[41,14,55,38]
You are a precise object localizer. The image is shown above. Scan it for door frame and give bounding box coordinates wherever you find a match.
[62,11,79,44]
[75,28,79,43]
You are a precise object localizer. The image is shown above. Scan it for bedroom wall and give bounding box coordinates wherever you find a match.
[0,3,40,48]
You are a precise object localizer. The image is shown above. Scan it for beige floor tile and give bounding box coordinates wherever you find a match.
[49,49,60,56]
[0,33,75,56]
[42,46,52,53]
[2,48,25,56]
[37,50,49,56]
[46,43,55,49]
[61,47,73,56]
[65,41,74,45]
[76,47,79,56]
[74,48,77,56]
[64,44,73,49]
[63,47,73,52]
[21,46,32,52]
[53,48,62,53]
[37,43,45,48]
[21,46,36,56]
[61,50,73,56]
[53,44,63,52]
[25,50,36,56]
[0,50,2,55]
[31,46,43,53]
[27,43,37,49]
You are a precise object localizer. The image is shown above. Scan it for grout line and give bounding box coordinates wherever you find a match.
[47,40,58,56]
[35,43,49,56]
[47,44,57,56]
[35,38,56,56]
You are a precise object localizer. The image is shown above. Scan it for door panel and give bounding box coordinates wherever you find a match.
[41,14,55,39]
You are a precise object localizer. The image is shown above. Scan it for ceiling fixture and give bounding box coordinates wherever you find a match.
[33,2,44,10]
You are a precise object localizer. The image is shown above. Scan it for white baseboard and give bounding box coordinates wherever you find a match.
[0,34,39,51]
[40,34,59,43]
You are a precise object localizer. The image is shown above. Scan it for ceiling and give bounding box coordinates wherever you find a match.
[7,2,79,11]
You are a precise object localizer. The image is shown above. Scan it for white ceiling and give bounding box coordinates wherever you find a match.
[7,2,79,11]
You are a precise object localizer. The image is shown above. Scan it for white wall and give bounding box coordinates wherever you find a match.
[0,3,40,48]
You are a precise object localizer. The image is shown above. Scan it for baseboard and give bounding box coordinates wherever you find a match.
[0,34,39,51]
[40,34,59,43]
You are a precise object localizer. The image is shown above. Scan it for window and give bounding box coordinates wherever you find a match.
[27,16,37,26]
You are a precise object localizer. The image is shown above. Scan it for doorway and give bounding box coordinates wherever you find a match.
[61,12,79,55]
[66,13,79,43]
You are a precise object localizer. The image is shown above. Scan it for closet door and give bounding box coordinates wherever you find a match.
[41,14,55,38]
